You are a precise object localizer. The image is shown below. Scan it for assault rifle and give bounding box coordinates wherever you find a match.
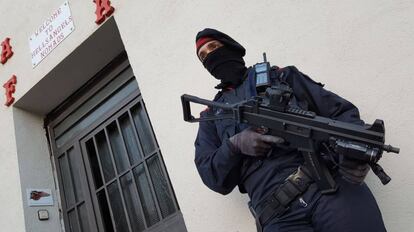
[181,55,399,193]
[181,91,399,193]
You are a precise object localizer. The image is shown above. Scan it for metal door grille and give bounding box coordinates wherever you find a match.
[46,53,186,232]
[82,98,179,232]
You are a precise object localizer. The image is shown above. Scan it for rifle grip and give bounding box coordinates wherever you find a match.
[181,94,194,122]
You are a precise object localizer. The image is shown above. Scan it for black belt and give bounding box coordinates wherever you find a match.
[250,166,314,228]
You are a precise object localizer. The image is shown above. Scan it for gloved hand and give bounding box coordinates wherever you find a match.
[228,127,284,157]
[338,156,370,185]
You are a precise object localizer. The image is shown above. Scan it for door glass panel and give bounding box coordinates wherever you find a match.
[85,139,103,189]
[108,181,129,232]
[96,131,116,182]
[59,153,76,208]
[107,122,129,173]
[147,155,176,218]
[133,164,160,226]
[68,209,80,232]
[119,113,143,165]
[68,148,83,201]
[131,104,156,156]
[97,190,114,232]
[120,172,146,232]
[78,203,90,232]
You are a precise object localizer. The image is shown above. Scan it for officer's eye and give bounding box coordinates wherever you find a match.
[208,43,217,50]
[208,42,222,51]
[199,51,207,61]
[198,41,223,62]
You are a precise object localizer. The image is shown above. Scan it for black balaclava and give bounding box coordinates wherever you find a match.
[196,28,247,89]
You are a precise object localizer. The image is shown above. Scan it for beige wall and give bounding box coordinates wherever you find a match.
[0,0,412,231]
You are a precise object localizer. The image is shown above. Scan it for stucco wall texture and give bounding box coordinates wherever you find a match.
[0,0,412,231]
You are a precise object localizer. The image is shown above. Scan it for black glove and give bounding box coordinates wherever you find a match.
[229,127,284,157]
[338,156,370,185]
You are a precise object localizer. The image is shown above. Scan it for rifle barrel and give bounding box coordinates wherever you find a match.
[382,145,400,154]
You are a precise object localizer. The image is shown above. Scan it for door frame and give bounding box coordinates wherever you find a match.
[45,52,185,232]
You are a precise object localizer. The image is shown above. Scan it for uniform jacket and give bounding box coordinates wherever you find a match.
[194,66,364,208]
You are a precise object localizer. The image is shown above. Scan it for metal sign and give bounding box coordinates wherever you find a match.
[27,189,54,207]
[29,1,74,68]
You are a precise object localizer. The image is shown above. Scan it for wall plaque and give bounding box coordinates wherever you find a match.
[29,1,74,68]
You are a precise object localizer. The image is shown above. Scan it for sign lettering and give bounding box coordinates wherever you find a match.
[94,0,115,25]
[3,75,17,107]
[1,38,14,64]
[29,1,74,68]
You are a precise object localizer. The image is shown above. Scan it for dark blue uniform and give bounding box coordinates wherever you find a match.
[194,66,386,231]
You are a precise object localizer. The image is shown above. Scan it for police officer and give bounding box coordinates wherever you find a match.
[194,28,387,232]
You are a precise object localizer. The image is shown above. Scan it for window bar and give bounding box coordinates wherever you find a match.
[59,151,68,206]
[115,118,149,229]
[58,151,72,232]
[140,101,161,148]
[80,140,104,232]
[66,148,83,232]
[128,169,150,230]
[92,136,118,232]
[155,153,180,211]
[104,126,133,232]
[91,136,106,191]
[114,118,133,168]
[131,100,158,156]
[127,108,163,220]
[76,141,100,232]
